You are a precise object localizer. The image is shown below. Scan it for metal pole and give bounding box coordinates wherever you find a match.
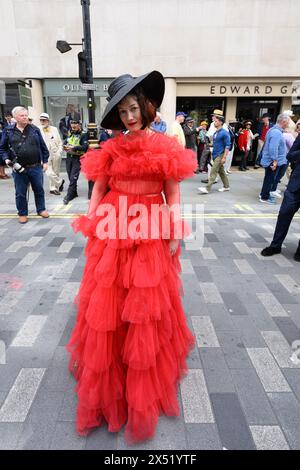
[81,0,97,142]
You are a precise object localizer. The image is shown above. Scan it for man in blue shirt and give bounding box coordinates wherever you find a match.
[150,112,167,134]
[198,115,231,194]
[259,114,289,203]
[261,131,300,261]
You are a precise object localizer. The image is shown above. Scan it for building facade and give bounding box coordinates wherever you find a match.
[1,0,300,130]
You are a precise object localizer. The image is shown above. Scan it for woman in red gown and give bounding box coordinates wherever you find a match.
[67,70,197,443]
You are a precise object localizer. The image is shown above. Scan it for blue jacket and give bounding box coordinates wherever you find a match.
[286,133,300,192]
[260,125,286,167]
[0,124,49,164]
[212,128,231,159]
[151,120,167,134]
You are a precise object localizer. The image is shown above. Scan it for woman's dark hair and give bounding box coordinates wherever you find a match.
[108,86,157,130]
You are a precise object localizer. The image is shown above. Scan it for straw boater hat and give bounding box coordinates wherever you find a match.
[101,70,165,129]
[211,109,224,117]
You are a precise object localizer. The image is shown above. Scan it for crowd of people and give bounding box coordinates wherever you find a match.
[1,103,300,231]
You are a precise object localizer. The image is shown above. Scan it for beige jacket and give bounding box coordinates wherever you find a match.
[39,125,63,160]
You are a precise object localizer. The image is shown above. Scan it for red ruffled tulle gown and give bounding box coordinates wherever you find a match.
[66,130,197,443]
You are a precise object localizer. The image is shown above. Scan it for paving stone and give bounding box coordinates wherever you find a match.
[50,421,86,450]
[261,330,300,369]
[191,316,220,348]
[230,316,266,348]
[117,415,187,451]
[0,368,46,422]
[247,348,291,393]
[0,423,24,450]
[180,369,214,424]
[221,292,249,316]
[180,259,195,274]
[19,252,41,266]
[56,282,80,304]
[11,315,48,347]
[275,274,300,295]
[233,259,255,275]
[267,393,300,450]
[193,266,213,282]
[66,246,84,259]
[234,242,252,254]
[273,317,300,345]
[199,348,235,393]
[85,426,118,450]
[199,247,217,260]
[206,304,237,332]
[265,282,298,305]
[234,229,250,239]
[250,425,290,450]
[199,282,223,304]
[256,293,289,317]
[57,241,74,254]
[185,423,222,450]
[210,393,256,450]
[48,237,65,247]
[30,290,61,315]
[217,330,252,369]
[205,233,219,243]
[230,368,278,425]
[0,258,22,273]
[282,370,300,402]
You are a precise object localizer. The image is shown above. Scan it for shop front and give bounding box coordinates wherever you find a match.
[43,78,112,132]
[175,78,300,126]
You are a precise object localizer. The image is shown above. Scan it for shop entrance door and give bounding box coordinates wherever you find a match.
[236,98,282,130]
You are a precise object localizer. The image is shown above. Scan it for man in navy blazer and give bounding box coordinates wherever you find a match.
[261,133,300,261]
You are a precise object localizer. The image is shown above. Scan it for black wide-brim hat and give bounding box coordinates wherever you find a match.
[101,70,165,130]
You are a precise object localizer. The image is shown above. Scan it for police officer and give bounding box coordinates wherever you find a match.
[63,120,88,205]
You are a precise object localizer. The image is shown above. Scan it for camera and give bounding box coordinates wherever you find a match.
[7,158,26,174]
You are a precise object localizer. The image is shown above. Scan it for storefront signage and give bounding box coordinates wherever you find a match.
[62,83,109,92]
[43,79,111,97]
[209,84,294,96]
[177,81,300,98]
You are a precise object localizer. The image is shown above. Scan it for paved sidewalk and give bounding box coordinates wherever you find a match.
[0,167,300,450]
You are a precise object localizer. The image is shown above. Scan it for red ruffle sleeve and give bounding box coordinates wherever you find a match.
[79,131,197,182]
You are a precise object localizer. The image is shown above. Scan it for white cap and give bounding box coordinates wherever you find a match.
[283,110,294,117]
[39,112,50,120]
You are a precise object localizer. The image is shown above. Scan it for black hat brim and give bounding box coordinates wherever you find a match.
[101,70,165,130]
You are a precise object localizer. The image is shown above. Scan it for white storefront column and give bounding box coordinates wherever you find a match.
[160,78,177,133]
[28,79,44,125]
[281,96,293,113]
[226,97,237,122]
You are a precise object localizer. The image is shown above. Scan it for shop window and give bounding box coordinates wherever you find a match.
[176,97,226,125]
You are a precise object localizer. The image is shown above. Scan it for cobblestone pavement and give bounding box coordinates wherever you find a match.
[0,168,300,450]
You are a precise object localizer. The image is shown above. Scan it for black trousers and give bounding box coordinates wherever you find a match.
[271,188,300,250]
[66,155,81,199]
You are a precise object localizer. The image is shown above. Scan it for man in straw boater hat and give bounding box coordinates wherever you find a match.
[198,113,231,194]
[66,70,197,444]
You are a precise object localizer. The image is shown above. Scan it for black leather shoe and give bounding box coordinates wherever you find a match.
[294,251,300,262]
[50,190,60,195]
[59,179,65,192]
[63,197,69,205]
[261,246,281,256]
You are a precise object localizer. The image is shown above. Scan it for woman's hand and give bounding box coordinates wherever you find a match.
[169,239,179,256]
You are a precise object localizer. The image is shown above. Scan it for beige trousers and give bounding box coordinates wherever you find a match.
[206,155,229,192]
[47,154,63,191]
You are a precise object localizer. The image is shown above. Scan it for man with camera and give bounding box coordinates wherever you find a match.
[0,106,49,224]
